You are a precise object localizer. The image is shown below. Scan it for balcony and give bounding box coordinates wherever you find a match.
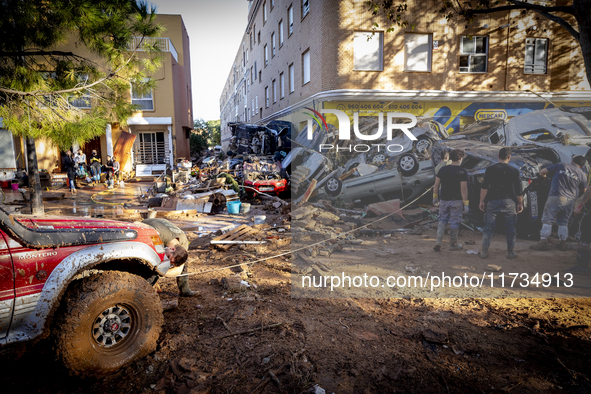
[129,37,178,62]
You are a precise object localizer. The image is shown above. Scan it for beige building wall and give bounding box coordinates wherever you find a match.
[28,14,193,174]
[220,0,590,148]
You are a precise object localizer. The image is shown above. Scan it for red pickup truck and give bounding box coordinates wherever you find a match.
[0,208,169,376]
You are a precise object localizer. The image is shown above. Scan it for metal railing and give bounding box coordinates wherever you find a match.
[133,141,170,165]
[129,37,178,62]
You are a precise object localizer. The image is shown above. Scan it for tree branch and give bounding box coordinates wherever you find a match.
[534,10,580,42]
[466,1,575,16]
[0,34,153,97]
[0,50,89,59]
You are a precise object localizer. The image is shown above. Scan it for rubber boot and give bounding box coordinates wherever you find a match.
[565,249,591,272]
[433,222,446,252]
[480,232,492,259]
[177,275,200,297]
[449,228,463,251]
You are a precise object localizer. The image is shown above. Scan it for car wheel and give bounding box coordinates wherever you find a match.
[415,136,433,153]
[369,152,388,165]
[398,154,419,176]
[55,271,163,377]
[324,176,343,197]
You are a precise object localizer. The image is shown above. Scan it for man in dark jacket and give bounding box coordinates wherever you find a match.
[142,218,199,297]
[479,147,523,259]
[63,150,77,194]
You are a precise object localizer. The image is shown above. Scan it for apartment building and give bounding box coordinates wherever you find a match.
[219,0,590,150]
[5,14,193,177]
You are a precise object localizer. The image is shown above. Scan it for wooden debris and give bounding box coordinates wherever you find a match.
[211,224,261,250]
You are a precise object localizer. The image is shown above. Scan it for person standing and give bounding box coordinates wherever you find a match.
[63,150,77,194]
[566,185,591,271]
[479,147,523,259]
[112,156,120,185]
[142,218,200,297]
[89,150,102,184]
[104,155,114,188]
[530,156,587,251]
[433,149,468,251]
[434,150,451,176]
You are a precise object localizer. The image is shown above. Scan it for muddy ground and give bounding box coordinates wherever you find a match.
[2,189,591,393]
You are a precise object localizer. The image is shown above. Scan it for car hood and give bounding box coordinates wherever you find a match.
[17,216,153,232]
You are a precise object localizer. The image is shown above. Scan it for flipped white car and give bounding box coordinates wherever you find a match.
[449,108,591,165]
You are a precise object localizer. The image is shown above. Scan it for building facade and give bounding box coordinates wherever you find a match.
[219,0,590,150]
[4,14,193,178]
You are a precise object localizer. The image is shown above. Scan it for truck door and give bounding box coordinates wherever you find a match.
[0,232,15,339]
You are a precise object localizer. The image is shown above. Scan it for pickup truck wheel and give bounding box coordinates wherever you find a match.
[55,271,163,377]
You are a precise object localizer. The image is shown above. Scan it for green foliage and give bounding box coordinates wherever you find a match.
[0,0,164,150]
[192,118,221,152]
[190,130,209,156]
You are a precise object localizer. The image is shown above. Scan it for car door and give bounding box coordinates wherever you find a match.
[0,231,15,340]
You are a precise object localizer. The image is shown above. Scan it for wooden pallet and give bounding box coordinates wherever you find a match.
[210,224,261,251]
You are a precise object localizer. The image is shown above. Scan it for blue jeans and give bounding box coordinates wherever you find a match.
[484,199,517,251]
[439,200,463,229]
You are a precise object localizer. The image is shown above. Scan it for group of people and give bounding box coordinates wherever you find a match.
[63,149,120,193]
[433,147,591,271]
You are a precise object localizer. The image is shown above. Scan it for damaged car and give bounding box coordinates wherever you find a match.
[448,108,591,166]
[433,140,561,239]
[228,122,290,155]
[243,161,288,197]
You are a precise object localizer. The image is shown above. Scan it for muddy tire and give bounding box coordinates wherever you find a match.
[55,271,163,377]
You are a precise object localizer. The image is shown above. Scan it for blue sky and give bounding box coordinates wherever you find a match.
[150,0,249,122]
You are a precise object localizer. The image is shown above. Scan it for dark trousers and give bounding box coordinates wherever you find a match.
[484,198,517,251]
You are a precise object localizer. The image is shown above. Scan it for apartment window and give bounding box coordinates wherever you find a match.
[251,66,254,82]
[255,96,258,113]
[353,31,383,71]
[272,32,276,57]
[271,0,274,9]
[250,29,253,49]
[272,79,277,103]
[259,70,262,81]
[302,49,310,85]
[263,1,267,22]
[288,5,293,36]
[525,38,548,74]
[302,0,309,18]
[246,49,249,62]
[254,62,257,79]
[289,63,295,92]
[279,20,284,47]
[264,44,268,66]
[404,33,432,72]
[252,98,255,113]
[265,86,269,107]
[459,36,488,73]
[258,31,261,44]
[131,79,154,110]
[248,108,251,121]
[280,72,285,98]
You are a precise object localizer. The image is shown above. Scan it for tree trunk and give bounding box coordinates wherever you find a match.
[26,138,44,216]
[573,0,591,87]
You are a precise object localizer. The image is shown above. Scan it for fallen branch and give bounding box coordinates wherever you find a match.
[215,322,286,339]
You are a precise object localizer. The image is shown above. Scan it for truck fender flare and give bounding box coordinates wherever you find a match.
[5,242,162,344]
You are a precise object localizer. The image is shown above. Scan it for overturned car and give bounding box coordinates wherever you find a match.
[433,140,561,239]
[448,108,591,167]
[228,122,291,156]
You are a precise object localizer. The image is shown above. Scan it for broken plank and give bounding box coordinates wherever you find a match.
[211,240,267,244]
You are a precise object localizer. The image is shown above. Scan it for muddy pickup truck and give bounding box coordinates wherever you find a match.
[0,208,169,376]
